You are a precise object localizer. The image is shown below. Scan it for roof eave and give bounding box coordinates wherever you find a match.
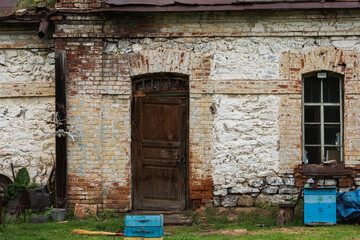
[98,2,360,12]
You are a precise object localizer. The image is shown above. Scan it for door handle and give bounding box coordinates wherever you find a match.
[137,219,151,222]
[134,230,153,233]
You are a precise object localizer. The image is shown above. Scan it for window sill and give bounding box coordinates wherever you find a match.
[297,163,353,177]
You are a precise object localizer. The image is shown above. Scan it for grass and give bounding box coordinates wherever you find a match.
[1,205,360,240]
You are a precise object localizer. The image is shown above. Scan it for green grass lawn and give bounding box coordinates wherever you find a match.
[1,206,360,240]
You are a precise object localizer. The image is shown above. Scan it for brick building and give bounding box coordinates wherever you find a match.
[2,0,360,212]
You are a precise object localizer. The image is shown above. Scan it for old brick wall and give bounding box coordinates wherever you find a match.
[53,9,360,210]
[55,0,102,9]
[0,24,55,184]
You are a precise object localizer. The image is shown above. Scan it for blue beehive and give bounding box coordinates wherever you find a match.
[125,215,163,238]
[304,187,336,226]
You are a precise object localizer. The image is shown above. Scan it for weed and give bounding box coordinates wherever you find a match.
[192,212,201,224]
[85,208,101,221]
[237,206,278,229]
[65,209,75,220]
[13,0,55,11]
[27,182,41,189]
[99,209,118,220]
[255,200,277,209]
[205,207,232,225]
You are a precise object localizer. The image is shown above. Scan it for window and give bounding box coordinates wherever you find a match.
[302,72,343,164]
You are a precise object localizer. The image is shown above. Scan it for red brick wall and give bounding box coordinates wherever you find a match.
[55,0,102,9]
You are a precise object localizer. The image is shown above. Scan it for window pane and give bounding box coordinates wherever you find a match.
[325,146,341,162]
[305,124,321,144]
[324,125,341,145]
[305,146,321,164]
[144,80,152,90]
[154,79,161,90]
[304,77,321,103]
[170,79,178,90]
[161,79,169,90]
[136,81,144,91]
[323,77,340,103]
[305,106,320,122]
[324,106,340,123]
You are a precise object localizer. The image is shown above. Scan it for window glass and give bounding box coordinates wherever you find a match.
[305,106,320,122]
[324,106,340,123]
[304,77,321,103]
[305,124,321,144]
[324,125,341,145]
[305,146,321,164]
[323,77,340,103]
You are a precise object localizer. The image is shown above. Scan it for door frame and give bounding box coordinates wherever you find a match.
[131,73,189,211]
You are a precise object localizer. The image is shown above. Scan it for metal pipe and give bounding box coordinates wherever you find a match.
[38,19,49,39]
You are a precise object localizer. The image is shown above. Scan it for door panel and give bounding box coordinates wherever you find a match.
[134,96,187,210]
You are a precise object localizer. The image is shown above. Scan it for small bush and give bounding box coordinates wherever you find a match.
[4,168,30,200]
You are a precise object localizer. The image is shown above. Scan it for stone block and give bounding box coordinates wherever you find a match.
[277,194,294,201]
[249,179,264,188]
[279,187,297,194]
[213,197,221,207]
[316,179,325,186]
[266,177,284,186]
[324,179,337,186]
[213,189,228,197]
[221,195,238,207]
[237,195,255,207]
[229,186,260,194]
[284,178,295,186]
[339,187,354,193]
[262,186,279,194]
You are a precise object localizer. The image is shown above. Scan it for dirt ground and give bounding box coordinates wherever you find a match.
[195,227,323,236]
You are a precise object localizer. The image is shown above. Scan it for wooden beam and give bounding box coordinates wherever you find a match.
[55,50,67,207]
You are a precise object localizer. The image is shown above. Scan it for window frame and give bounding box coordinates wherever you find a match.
[302,72,343,164]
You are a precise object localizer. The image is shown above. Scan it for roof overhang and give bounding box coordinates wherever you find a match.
[101,0,360,11]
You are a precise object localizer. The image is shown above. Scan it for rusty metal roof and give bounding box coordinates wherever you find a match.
[0,0,18,14]
[104,0,327,5]
[102,0,360,11]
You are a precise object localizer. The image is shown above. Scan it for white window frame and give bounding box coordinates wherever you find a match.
[302,72,343,164]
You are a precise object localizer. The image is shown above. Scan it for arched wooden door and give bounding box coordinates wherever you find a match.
[132,74,189,211]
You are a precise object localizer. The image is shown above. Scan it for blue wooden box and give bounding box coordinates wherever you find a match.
[304,187,336,226]
[125,215,164,238]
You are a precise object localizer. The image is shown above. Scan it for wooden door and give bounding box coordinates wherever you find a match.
[133,96,187,211]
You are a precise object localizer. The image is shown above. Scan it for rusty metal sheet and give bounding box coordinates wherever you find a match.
[0,0,18,13]
[98,1,360,11]
[104,0,175,6]
[175,0,237,4]
[103,0,341,6]
[176,0,319,3]
[297,163,353,176]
